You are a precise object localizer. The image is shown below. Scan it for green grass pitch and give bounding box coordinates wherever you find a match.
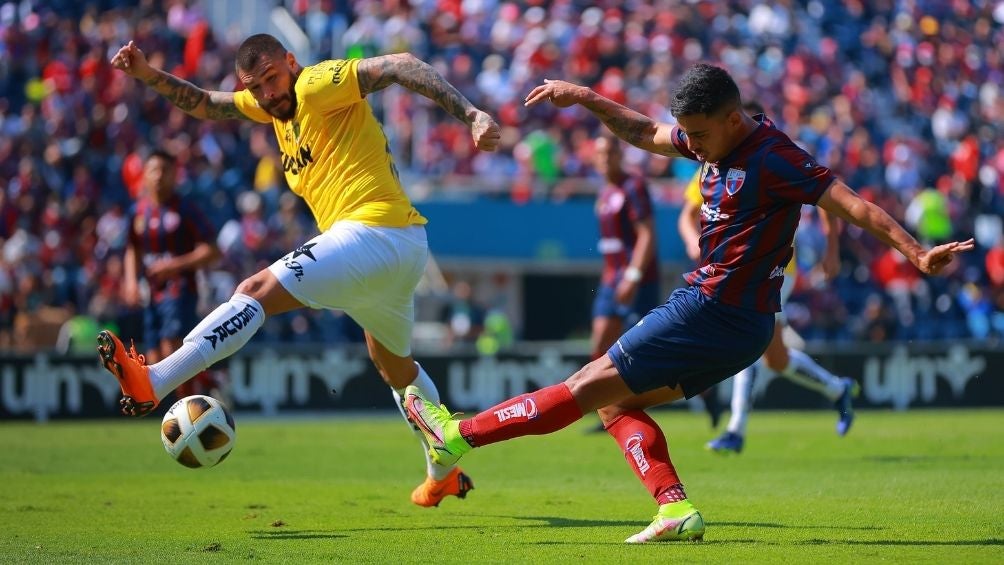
[1,409,1001,563]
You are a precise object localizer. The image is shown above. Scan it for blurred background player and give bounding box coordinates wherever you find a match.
[124,149,222,400]
[589,134,659,365]
[586,134,660,433]
[679,102,859,454]
[98,34,500,508]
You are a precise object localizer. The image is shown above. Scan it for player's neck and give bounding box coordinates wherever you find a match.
[718,115,759,163]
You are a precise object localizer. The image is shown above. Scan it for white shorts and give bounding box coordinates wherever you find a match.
[268,221,429,357]
[776,273,796,325]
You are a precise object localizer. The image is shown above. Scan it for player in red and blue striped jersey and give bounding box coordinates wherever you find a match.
[124,149,220,395]
[590,134,660,361]
[406,64,974,543]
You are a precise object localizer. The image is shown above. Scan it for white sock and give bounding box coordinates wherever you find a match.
[149,293,265,399]
[781,348,845,401]
[392,362,454,480]
[726,363,757,435]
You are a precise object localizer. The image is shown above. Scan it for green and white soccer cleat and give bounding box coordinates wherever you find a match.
[404,385,471,467]
[625,505,705,543]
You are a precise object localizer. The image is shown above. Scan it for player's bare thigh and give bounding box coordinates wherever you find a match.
[235,268,304,316]
[563,354,681,418]
[364,331,418,388]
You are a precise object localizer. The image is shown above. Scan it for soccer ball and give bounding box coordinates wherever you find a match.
[160,395,236,468]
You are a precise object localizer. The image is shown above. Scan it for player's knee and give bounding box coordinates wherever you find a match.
[235,273,269,300]
[563,359,609,405]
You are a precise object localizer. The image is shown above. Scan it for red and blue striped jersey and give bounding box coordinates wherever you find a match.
[129,194,215,301]
[596,175,659,285]
[670,116,835,312]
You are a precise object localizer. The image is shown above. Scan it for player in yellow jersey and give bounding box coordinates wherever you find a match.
[677,103,858,453]
[100,34,500,506]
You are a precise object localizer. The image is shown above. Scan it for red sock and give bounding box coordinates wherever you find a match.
[458,383,583,447]
[606,410,684,505]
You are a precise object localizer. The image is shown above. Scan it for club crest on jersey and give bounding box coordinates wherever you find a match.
[725,167,746,196]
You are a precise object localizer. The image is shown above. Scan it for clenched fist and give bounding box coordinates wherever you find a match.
[470,110,501,152]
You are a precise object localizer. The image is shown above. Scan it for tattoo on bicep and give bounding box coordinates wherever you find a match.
[148,73,206,113]
[357,57,397,97]
[359,54,473,124]
[205,92,247,120]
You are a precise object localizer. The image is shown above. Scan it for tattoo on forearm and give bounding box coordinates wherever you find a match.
[595,109,669,154]
[588,102,677,157]
[145,72,206,113]
[359,54,474,124]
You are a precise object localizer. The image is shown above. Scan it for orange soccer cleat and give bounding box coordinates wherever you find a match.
[410,467,475,508]
[96,330,159,417]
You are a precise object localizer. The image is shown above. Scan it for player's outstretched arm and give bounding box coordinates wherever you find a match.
[817,180,975,275]
[817,208,841,280]
[356,53,500,151]
[525,79,681,158]
[110,41,247,121]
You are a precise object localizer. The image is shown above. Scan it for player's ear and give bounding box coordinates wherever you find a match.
[285,51,298,71]
[726,107,742,128]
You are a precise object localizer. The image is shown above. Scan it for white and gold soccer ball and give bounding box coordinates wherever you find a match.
[160,395,236,468]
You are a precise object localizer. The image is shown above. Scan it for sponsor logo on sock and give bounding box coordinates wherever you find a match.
[625,432,651,476]
[493,398,538,423]
[203,304,259,350]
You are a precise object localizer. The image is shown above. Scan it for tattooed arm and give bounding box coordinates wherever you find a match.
[357,53,500,151]
[524,79,681,157]
[110,41,247,121]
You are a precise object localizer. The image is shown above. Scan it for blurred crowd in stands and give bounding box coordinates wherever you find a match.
[1,0,1003,352]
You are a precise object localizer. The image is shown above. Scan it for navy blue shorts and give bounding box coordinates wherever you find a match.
[144,294,199,345]
[592,281,661,325]
[607,285,774,399]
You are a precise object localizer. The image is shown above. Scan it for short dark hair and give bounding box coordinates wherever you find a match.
[147,148,175,166]
[236,34,287,71]
[670,63,742,118]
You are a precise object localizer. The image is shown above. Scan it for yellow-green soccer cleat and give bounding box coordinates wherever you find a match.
[403,385,470,467]
[625,507,705,543]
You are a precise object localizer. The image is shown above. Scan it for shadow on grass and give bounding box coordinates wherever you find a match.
[531,538,1003,547]
[716,521,881,531]
[806,538,1004,547]
[497,516,875,531]
[249,529,347,540]
[861,455,984,464]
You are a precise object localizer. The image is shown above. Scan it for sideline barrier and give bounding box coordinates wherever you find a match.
[0,342,999,421]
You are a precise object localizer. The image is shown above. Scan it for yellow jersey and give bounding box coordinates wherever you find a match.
[685,166,797,276]
[234,59,427,231]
